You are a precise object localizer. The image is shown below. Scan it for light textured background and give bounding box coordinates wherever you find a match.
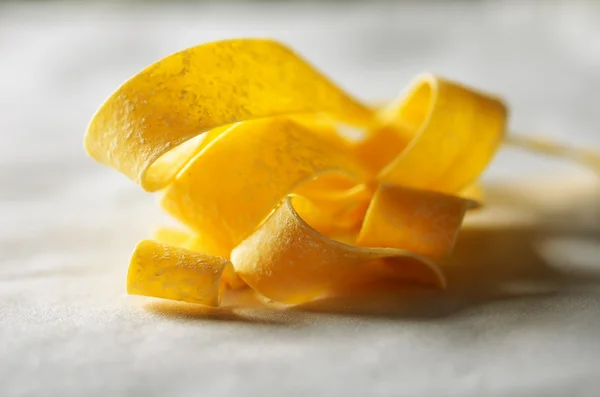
[1,1,600,396]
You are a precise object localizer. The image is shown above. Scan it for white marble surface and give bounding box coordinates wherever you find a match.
[1,1,600,396]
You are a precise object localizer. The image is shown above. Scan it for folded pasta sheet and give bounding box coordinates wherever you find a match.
[85,38,595,307]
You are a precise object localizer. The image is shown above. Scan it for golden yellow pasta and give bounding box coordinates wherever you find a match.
[86,38,592,308]
[231,196,448,304]
[85,39,372,192]
[128,240,228,306]
[355,185,474,258]
[151,227,245,289]
[160,117,366,252]
[377,74,507,193]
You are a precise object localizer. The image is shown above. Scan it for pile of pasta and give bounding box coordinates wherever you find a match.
[85,39,597,307]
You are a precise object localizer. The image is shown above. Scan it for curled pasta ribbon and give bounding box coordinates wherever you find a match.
[86,39,510,306]
[85,39,371,192]
[232,192,471,304]
[128,240,228,306]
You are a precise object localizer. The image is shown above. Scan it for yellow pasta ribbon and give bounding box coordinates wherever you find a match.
[128,240,228,306]
[85,39,371,192]
[377,74,507,193]
[85,38,550,307]
[231,195,452,305]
